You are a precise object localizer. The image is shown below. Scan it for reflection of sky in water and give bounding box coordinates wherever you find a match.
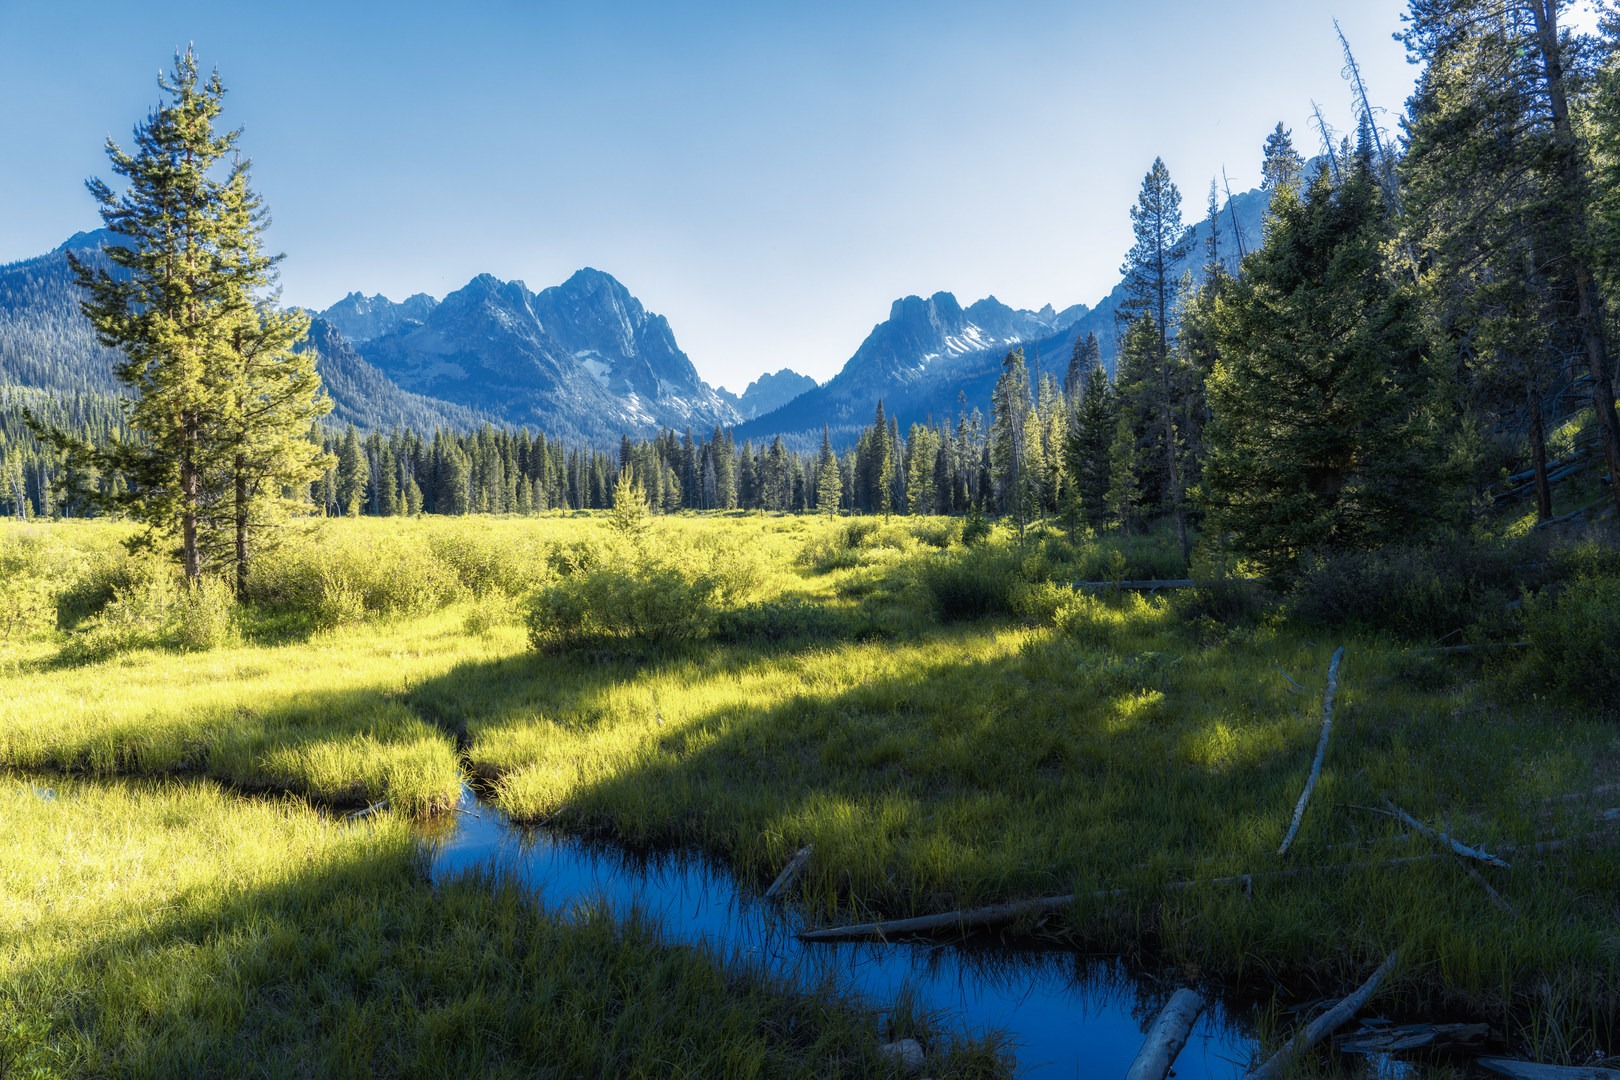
[428,786,1261,1078]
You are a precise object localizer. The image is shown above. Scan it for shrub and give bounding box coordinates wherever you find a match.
[713,599,849,644]
[63,562,237,658]
[1173,577,1272,625]
[248,526,462,624]
[1521,574,1620,715]
[1286,537,1534,642]
[960,508,991,547]
[918,545,1025,622]
[526,564,716,652]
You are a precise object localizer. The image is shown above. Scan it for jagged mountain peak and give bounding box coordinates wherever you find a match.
[354,267,737,441]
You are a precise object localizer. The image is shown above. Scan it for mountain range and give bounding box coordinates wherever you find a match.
[0,170,1277,449]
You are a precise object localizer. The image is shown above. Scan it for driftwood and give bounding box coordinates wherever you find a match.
[798,828,1615,944]
[344,798,390,822]
[1477,1059,1620,1080]
[1073,578,1196,591]
[1125,988,1205,1080]
[1417,641,1530,655]
[763,845,812,901]
[1378,798,1510,868]
[1243,951,1399,1080]
[1335,1021,1489,1054]
[1278,647,1344,856]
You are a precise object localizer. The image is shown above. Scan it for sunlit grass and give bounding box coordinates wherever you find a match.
[0,610,500,814]
[5,513,1618,1058]
[0,778,1005,1078]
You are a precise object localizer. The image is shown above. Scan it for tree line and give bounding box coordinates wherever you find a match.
[19,2,1620,586]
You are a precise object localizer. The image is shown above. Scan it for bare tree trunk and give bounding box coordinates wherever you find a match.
[1528,380,1554,521]
[1530,0,1620,517]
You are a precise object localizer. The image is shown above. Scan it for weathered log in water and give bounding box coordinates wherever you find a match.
[1125,988,1205,1080]
[763,845,812,901]
[1243,951,1399,1080]
[1477,1058,1620,1080]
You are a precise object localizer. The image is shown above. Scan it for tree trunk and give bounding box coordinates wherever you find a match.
[1528,379,1553,521]
[234,457,249,601]
[1530,0,1620,517]
[181,441,202,584]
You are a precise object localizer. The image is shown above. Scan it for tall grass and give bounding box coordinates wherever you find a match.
[0,779,1006,1078]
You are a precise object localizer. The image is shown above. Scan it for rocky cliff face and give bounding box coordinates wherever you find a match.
[355,268,739,442]
[318,291,439,343]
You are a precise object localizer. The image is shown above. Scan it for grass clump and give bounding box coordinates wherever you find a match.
[527,526,768,652]
[1520,572,1620,715]
[0,779,1004,1078]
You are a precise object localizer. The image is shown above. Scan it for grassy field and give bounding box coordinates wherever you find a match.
[3,512,1618,1071]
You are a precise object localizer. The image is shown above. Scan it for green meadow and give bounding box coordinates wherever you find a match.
[3,512,1618,1074]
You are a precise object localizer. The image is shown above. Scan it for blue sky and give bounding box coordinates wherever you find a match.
[2,1,1428,390]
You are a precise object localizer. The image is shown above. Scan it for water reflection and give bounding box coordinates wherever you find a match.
[427,784,1259,1077]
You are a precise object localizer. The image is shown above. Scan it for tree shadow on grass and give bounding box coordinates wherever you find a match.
[6,780,940,1080]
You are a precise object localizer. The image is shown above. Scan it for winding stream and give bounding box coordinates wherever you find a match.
[427,783,1278,1078]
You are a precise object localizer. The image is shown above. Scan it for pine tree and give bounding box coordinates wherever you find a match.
[1204,160,1460,575]
[1260,122,1304,193]
[63,49,330,583]
[816,425,843,515]
[1118,157,1192,558]
[335,425,367,516]
[1401,0,1620,521]
[1066,350,1117,530]
[989,347,1033,532]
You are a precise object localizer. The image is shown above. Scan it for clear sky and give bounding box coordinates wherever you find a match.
[1,0,1426,391]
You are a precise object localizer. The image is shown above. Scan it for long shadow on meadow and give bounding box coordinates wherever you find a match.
[4,779,952,1080]
[408,606,1620,1032]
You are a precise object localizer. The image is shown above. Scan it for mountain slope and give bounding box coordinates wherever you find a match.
[0,232,493,433]
[719,368,819,419]
[356,268,739,442]
[734,292,1081,445]
[319,291,438,343]
[737,174,1277,449]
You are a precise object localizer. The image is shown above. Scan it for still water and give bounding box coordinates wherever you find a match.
[427,784,1272,1078]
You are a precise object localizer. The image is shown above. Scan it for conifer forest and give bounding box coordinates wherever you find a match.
[3,4,1620,1079]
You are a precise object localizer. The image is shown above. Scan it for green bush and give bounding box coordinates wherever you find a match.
[1286,537,1534,642]
[713,599,849,644]
[918,545,1025,622]
[248,527,462,625]
[526,564,717,652]
[1521,574,1620,715]
[62,563,238,659]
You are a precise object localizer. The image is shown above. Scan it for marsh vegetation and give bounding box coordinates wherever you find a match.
[3,511,1617,1076]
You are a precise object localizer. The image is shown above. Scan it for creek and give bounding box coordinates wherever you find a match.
[427,783,1286,1078]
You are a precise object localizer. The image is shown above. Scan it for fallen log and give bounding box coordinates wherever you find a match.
[797,830,1614,944]
[1125,988,1205,1080]
[1476,1059,1620,1080]
[1416,641,1530,655]
[763,845,812,901]
[1335,1021,1490,1054]
[1278,647,1344,857]
[344,798,390,822]
[1378,797,1510,868]
[1244,951,1399,1080]
[1073,578,1196,591]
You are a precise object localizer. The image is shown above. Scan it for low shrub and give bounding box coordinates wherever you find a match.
[1286,536,1535,642]
[526,564,717,652]
[248,526,462,626]
[1520,574,1620,715]
[62,563,237,659]
[1173,577,1272,625]
[713,599,849,644]
[918,545,1027,622]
